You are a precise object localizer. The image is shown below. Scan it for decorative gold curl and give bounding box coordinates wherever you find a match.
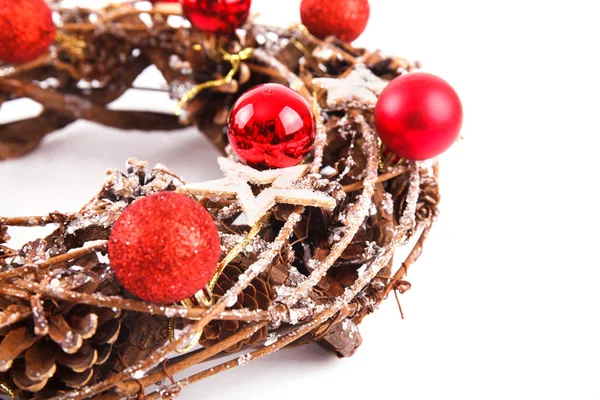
[175,47,254,116]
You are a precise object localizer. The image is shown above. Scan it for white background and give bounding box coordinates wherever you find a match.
[1,0,600,399]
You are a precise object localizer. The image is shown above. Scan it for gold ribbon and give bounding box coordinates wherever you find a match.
[175,47,254,116]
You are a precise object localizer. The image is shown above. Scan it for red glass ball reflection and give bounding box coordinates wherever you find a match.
[182,0,251,34]
[375,72,463,160]
[108,192,220,304]
[228,84,316,170]
[0,0,55,64]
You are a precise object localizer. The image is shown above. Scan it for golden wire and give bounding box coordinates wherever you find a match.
[0,382,15,399]
[175,47,254,116]
[377,137,385,170]
[208,210,271,292]
[168,317,203,354]
[168,211,271,354]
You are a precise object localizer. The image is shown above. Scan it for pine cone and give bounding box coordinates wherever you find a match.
[0,262,125,399]
[389,166,440,225]
[199,264,272,353]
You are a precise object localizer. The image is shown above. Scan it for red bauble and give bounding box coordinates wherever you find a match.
[108,192,220,304]
[300,0,370,42]
[182,0,251,34]
[0,0,55,64]
[374,72,463,160]
[228,83,315,170]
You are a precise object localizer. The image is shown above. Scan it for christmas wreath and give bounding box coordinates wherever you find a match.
[0,0,462,398]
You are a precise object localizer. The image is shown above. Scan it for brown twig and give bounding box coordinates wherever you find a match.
[0,214,69,227]
[245,63,286,81]
[12,279,269,321]
[0,283,33,300]
[60,6,183,31]
[381,223,432,301]
[0,55,53,78]
[115,322,267,396]
[0,112,74,160]
[343,164,409,192]
[0,242,107,281]
[0,79,183,131]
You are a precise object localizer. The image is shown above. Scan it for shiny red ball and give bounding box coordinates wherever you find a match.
[0,0,55,64]
[300,0,370,42]
[108,192,220,304]
[228,83,315,170]
[182,0,251,34]
[375,72,463,160]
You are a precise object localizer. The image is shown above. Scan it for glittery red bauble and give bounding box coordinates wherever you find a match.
[108,192,220,304]
[228,83,316,170]
[375,73,463,161]
[300,0,369,42]
[0,0,55,64]
[182,0,251,34]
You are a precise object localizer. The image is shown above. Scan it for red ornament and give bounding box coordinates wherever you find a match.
[228,83,316,170]
[182,0,251,34]
[374,72,463,160]
[0,0,55,64]
[300,0,370,42]
[108,192,220,304]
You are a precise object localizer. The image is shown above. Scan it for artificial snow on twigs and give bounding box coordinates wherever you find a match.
[313,64,388,110]
[179,157,336,226]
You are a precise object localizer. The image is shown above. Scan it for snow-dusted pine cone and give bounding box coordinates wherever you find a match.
[0,261,123,398]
